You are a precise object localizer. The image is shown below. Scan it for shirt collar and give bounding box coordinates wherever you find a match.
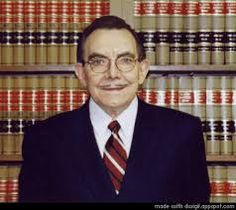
[89,97,138,147]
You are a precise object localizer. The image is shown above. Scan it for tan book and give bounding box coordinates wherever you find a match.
[36,0,47,64]
[211,165,228,202]
[220,76,233,155]
[141,74,156,105]
[0,165,8,202]
[206,76,221,155]
[232,77,236,155]
[169,76,179,110]
[198,0,212,64]
[178,76,193,115]
[227,166,236,203]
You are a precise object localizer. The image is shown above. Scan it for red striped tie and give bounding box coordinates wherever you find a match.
[103,120,127,194]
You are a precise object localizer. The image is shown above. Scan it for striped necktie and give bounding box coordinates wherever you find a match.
[103,120,127,194]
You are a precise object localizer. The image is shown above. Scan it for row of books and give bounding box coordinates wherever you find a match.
[140,31,236,65]
[0,0,110,65]
[0,0,110,27]
[2,164,236,203]
[134,0,236,31]
[0,31,82,65]
[0,165,19,203]
[208,164,236,203]
[0,30,235,65]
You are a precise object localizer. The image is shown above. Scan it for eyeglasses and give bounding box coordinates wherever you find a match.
[84,56,138,73]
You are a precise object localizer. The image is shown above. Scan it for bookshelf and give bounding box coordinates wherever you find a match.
[0,64,236,73]
[2,154,236,163]
[0,0,236,203]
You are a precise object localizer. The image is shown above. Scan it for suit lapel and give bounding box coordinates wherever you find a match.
[70,101,117,200]
[118,99,165,196]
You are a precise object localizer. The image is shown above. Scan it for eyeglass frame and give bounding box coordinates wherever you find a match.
[82,54,139,73]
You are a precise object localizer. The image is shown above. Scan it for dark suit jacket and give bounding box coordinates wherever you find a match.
[19,98,210,203]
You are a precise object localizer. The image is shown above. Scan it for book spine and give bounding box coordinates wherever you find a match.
[140,0,156,65]
[156,0,170,65]
[198,0,212,64]
[1,0,14,65]
[170,0,184,65]
[178,76,194,115]
[227,166,236,202]
[13,0,24,65]
[155,76,170,107]
[24,0,37,65]
[225,0,236,64]
[141,74,157,105]
[220,76,233,155]
[5,166,18,202]
[134,0,142,32]
[206,76,221,155]
[46,0,58,65]
[193,76,207,141]
[211,165,228,202]
[183,0,199,64]
[36,0,47,64]
[169,76,179,110]
[232,77,236,155]
[0,166,8,202]
[211,0,225,64]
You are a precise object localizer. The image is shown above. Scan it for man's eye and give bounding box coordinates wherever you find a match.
[119,57,134,64]
[90,58,106,66]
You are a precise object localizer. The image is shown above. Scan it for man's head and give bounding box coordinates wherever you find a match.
[75,16,149,117]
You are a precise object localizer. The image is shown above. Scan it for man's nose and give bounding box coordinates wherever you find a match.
[106,60,121,78]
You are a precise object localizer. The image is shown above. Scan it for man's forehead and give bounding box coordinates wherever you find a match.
[84,29,137,56]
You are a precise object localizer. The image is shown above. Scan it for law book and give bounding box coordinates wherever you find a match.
[1,1,14,65]
[220,76,233,155]
[139,0,156,65]
[183,0,199,64]
[58,0,70,65]
[225,0,236,64]
[141,74,157,105]
[46,0,59,65]
[24,0,37,65]
[170,0,184,65]
[178,76,193,115]
[0,165,8,202]
[198,0,212,64]
[156,0,170,65]
[192,76,207,139]
[133,0,141,32]
[206,76,221,155]
[211,165,228,202]
[211,0,225,64]
[232,77,236,155]
[169,76,179,110]
[227,165,236,203]
[155,75,170,107]
[36,0,47,64]
[7,165,20,202]
[13,0,24,65]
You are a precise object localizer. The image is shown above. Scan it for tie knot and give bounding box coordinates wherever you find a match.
[108,120,120,133]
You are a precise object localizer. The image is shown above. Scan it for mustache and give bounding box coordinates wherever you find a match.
[99,84,128,89]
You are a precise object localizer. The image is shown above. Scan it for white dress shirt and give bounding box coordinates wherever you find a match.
[89,97,138,158]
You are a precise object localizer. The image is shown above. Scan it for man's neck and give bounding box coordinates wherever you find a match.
[91,97,137,119]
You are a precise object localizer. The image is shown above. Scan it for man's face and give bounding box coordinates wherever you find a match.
[75,29,149,116]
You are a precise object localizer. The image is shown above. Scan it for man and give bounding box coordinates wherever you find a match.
[19,15,210,202]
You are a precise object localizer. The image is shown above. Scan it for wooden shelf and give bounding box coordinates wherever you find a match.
[207,155,236,162]
[0,154,236,162]
[0,65,75,74]
[0,155,22,162]
[0,65,236,74]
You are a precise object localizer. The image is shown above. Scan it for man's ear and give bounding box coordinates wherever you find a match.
[138,59,149,85]
[75,63,87,88]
